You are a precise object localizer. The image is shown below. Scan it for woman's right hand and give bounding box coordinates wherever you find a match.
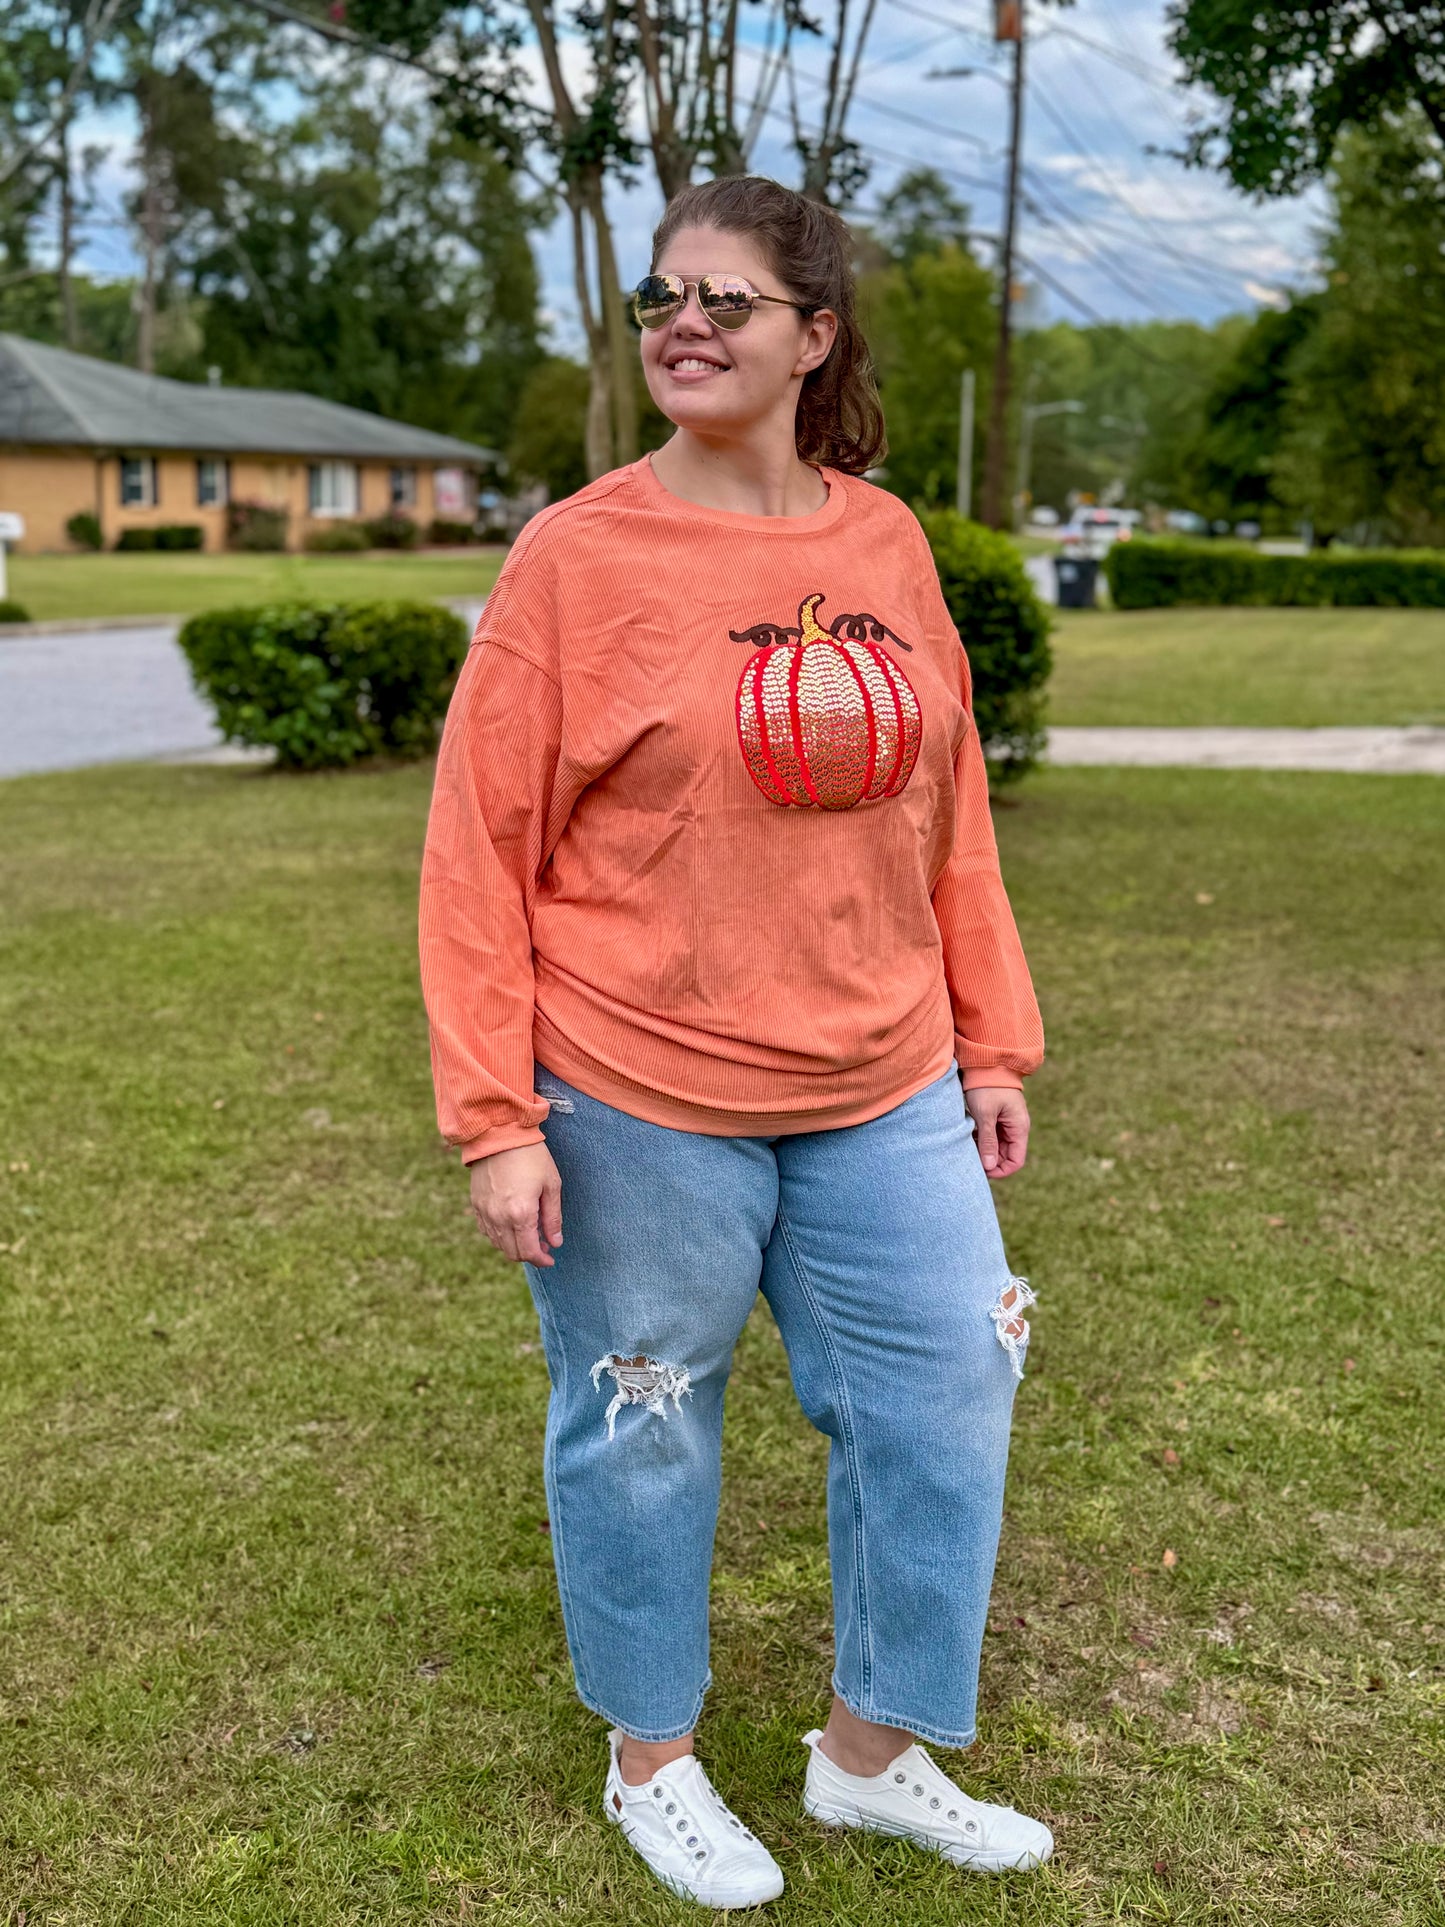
[468,1143,564,1266]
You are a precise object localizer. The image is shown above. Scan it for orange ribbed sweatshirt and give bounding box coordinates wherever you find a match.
[418,451,1044,1163]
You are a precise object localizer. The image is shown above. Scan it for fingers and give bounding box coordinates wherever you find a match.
[967,1090,1031,1180]
[991,1101,1030,1178]
[539,1173,564,1252]
[470,1196,561,1266]
[467,1145,564,1268]
[974,1110,1001,1177]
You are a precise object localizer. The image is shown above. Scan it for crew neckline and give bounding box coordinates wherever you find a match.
[634,449,849,533]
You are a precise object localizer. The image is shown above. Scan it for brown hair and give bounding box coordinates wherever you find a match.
[648,176,887,476]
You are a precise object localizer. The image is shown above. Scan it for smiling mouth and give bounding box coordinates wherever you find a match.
[666,358,730,375]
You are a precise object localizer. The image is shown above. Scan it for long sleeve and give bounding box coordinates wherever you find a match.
[418,636,564,1163]
[930,639,1045,1093]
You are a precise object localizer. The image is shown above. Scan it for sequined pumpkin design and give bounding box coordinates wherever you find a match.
[732,591,923,810]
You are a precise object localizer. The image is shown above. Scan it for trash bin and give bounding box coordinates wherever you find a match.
[1053,553,1099,609]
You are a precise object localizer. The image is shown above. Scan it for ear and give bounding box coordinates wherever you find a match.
[795,307,839,377]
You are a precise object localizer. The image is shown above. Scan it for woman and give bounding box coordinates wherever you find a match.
[418,174,1051,1909]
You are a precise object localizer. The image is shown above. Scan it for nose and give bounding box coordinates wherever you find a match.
[670,282,714,334]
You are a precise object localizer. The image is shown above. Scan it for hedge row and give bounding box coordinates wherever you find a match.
[115,524,204,552]
[178,600,469,769]
[1105,538,1445,609]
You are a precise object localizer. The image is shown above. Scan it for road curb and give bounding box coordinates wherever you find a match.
[0,613,184,638]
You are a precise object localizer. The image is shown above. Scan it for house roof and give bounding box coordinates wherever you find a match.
[0,334,497,464]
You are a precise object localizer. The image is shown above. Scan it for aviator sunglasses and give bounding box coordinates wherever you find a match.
[631,271,816,331]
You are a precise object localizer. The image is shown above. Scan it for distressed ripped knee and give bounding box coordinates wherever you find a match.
[590,1352,693,1440]
[988,1275,1037,1380]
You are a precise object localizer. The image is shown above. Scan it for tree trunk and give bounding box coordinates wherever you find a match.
[136,121,163,375]
[58,112,79,349]
[570,188,615,481]
[587,169,637,466]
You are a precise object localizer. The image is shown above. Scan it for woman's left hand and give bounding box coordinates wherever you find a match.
[965,1086,1030,1180]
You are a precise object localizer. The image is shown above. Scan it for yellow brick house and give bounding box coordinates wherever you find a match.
[0,334,496,553]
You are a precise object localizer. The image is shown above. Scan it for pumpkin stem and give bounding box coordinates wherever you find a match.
[797,593,831,644]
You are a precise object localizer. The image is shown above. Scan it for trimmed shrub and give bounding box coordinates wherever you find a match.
[178,599,469,770]
[227,500,289,552]
[154,523,204,551]
[427,517,477,545]
[912,507,1053,785]
[363,511,419,550]
[66,511,103,551]
[304,524,370,553]
[115,524,204,552]
[0,598,32,623]
[1106,538,1445,609]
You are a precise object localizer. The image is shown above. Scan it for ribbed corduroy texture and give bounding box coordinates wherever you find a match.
[418,452,1044,1163]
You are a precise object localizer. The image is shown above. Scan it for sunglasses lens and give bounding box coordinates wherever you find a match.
[634,274,684,328]
[700,275,756,328]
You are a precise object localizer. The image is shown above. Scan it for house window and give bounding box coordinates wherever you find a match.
[307,461,359,517]
[119,457,158,508]
[433,466,472,518]
[389,466,417,509]
[196,458,229,508]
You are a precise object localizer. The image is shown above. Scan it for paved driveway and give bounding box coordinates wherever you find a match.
[0,603,489,781]
[0,623,226,778]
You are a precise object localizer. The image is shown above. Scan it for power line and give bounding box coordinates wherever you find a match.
[1026,78,1245,297]
[735,37,998,154]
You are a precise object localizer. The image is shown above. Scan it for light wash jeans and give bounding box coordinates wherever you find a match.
[520,1058,1036,1748]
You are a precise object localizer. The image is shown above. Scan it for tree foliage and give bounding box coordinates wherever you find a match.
[176,91,546,454]
[1179,297,1320,522]
[1275,115,1445,544]
[1166,0,1445,196]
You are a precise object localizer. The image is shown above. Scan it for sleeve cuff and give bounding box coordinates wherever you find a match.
[458,1125,547,1165]
[958,1064,1025,1092]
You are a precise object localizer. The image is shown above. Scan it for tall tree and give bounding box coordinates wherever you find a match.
[1275,113,1445,543]
[1167,0,1445,196]
[1179,297,1320,523]
[267,0,886,480]
[856,176,996,509]
[176,86,547,453]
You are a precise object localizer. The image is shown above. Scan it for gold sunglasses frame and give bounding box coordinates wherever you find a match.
[631,272,816,331]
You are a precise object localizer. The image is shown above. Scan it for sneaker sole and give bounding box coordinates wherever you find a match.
[803,1793,1052,1874]
[607,1806,785,1908]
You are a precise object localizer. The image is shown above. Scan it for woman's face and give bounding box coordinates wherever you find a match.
[639,224,839,438]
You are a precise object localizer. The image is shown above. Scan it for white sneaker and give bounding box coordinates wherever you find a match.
[801,1727,1053,1874]
[604,1728,785,1909]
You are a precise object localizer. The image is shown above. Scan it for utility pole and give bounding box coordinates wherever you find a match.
[981,0,1025,530]
[957,368,976,519]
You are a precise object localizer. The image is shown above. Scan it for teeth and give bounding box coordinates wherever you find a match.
[671,358,724,373]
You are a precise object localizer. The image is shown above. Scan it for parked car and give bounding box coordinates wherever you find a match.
[1059,507,1138,558]
[1164,509,1209,537]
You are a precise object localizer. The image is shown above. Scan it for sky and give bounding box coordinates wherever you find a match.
[68,0,1326,356]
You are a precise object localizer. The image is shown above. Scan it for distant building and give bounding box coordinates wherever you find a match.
[0,334,497,553]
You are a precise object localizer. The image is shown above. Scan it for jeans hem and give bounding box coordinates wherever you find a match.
[576,1672,712,1745]
[831,1674,977,1751]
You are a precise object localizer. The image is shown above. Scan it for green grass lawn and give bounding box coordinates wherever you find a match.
[1,760,1441,1924]
[1048,606,1445,728]
[6,550,506,622]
